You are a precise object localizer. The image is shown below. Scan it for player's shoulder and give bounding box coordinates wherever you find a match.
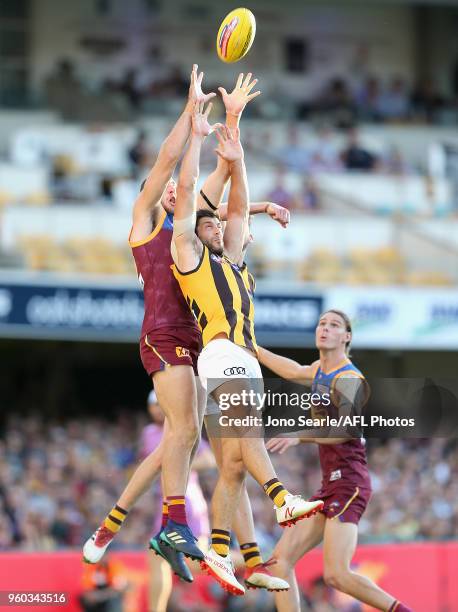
[345,360,365,379]
[310,359,321,377]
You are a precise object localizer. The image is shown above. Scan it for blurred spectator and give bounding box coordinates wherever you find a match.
[308,126,342,173]
[43,59,84,120]
[340,128,377,171]
[275,125,310,173]
[80,555,128,612]
[355,76,383,122]
[411,78,445,123]
[265,167,295,209]
[377,77,409,121]
[118,68,142,110]
[150,65,188,98]
[128,130,151,178]
[292,176,321,212]
[316,77,357,128]
[382,146,411,176]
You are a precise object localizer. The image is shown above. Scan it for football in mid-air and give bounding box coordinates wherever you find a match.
[216,8,256,63]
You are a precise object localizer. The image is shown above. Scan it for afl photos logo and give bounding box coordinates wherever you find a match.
[224,366,246,376]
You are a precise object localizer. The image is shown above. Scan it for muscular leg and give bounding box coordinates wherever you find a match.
[272,513,325,612]
[207,432,256,547]
[210,437,246,533]
[153,365,199,497]
[117,419,169,510]
[323,519,397,611]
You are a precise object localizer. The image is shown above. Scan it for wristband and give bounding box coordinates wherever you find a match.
[200,189,217,211]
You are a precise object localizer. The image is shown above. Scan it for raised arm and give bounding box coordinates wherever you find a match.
[222,146,249,263]
[171,101,220,272]
[197,72,261,215]
[219,201,290,228]
[258,347,318,382]
[131,65,215,243]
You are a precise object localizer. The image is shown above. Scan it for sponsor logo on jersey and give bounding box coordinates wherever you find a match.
[330,469,342,482]
[176,346,190,358]
[224,366,246,376]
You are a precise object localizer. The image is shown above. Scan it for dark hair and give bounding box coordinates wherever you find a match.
[195,209,220,234]
[321,309,352,355]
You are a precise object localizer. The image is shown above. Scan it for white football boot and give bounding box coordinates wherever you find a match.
[200,548,245,596]
[83,526,115,563]
[276,494,324,527]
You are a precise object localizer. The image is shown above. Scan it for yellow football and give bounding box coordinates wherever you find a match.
[216,8,256,63]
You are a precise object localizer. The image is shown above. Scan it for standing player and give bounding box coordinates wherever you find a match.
[171,101,323,595]
[259,309,413,612]
[84,68,290,593]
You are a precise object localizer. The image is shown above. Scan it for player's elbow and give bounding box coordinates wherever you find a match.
[177,177,197,194]
[159,142,179,166]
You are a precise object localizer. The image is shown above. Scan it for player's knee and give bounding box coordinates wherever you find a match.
[323,568,349,592]
[166,419,199,448]
[221,455,246,483]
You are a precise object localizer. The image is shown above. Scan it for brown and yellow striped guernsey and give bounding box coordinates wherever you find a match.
[172,245,257,353]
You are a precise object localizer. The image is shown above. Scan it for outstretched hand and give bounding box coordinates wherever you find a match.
[266,203,290,228]
[191,101,222,138]
[214,126,244,163]
[265,437,299,454]
[188,64,216,104]
[219,72,261,117]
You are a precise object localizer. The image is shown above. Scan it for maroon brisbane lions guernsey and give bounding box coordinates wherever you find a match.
[129,209,201,376]
[309,359,372,524]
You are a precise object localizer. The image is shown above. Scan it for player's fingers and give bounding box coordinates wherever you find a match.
[204,92,217,101]
[246,78,258,93]
[214,129,225,145]
[236,73,244,88]
[211,122,224,134]
[266,439,282,452]
[198,71,204,85]
[233,127,240,141]
[247,90,262,101]
[218,87,228,97]
[204,102,213,118]
[243,72,252,88]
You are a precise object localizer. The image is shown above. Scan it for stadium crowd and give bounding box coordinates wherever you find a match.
[1,413,457,554]
[43,60,456,127]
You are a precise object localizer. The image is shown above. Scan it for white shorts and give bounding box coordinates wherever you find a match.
[198,339,263,415]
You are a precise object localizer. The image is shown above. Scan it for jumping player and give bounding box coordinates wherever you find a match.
[259,309,413,612]
[171,100,323,595]
[84,68,290,593]
[143,390,214,612]
[83,65,214,567]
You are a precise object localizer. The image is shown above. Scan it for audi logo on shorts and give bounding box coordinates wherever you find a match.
[224,366,246,376]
